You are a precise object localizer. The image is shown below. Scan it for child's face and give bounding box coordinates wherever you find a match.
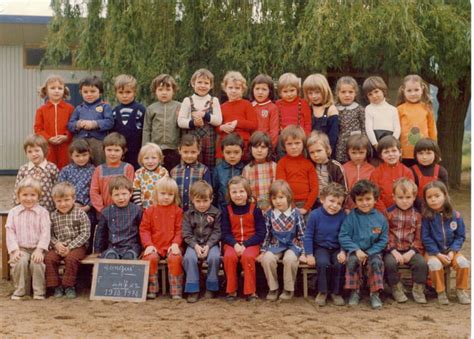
[105,145,124,165]
[366,88,384,105]
[251,143,269,163]
[26,145,45,165]
[425,187,446,212]
[403,80,423,104]
[355,192,375,213]
[223,145,243,165]
[253,83,270,103]
[348,148,367,166]
[284,136,304,157]
[71,151,90,167]
[321,194,344,215]
[271,191,289,212]
[192,195,212,213]
[53,194,75,214]
[111,188,132,208]
[416,149,435,166]
[155,85,174,103]
[393,187,416,211]
[47,81,65,103]
[179,143,200,164]
[338,84,356,105]
[116,85,136,105]
[308,143,328,164]
[229,183,248,206]
[380,146,401,166]
[307,89,323,105]
[142,151,161,171]
[156,190,175,206]
[18,187,39,210]
[192,76,212,96]
[280,86,298,102]
[81,85,101,103]
[224,81,244,101]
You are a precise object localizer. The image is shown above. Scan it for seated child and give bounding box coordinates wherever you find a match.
[6,177,51,300]
[94,176,142,259]
[384,178,427,304]
[140,177,184,299]
[304,183,346,306]
[259,180,305,301]
[338,180,388,309]
[182,181,221,303]
[422,181,470,305]
[45,182,91,299]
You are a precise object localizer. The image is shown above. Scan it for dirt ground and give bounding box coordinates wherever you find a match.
[0,175,471,338]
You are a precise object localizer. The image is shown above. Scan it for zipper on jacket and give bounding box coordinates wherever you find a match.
[440,213,447,250]
[240,215,244,243]
[54,103,58,136]
[164,104,167,143]
[356,164,360,181]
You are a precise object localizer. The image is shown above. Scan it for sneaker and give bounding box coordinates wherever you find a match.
[33,294,46,300]
[171,295,182,300]
[279,290,294,301]
[147,292,157,300]
[348,290,360,306]
[330,293,345,306]
[437,291,450,305]
[64,287,76,299]
[412,283,427,304]
[246,293,258,302]
[370,292,383,310]
[10,294,24,300]
[53,286,64,298]
[456,289,471,305]
[391,282,408,303]
[315,292,327,306]
[187,293,199,303]
[203,290,216,299]
[266,289,278,301]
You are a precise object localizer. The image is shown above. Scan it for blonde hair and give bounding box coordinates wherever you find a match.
[335,76,359,104]
[277,73,301,93]
[153,177,180,206]
[38,75,69,100]
[269,180,293,207]
[52,182,76,198]
[191,68,214,88]
[280,125,306,145]
[303,74,334,106]
[307,131,331,157]
[138,143,163,167]
[114,74,137,91]
[221,71,248,94]
[23,134,48,157]
[16,177,42,199]
[396,74,432,106]
[393,178,418,196]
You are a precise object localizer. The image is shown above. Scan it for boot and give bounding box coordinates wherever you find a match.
[391,282,408,303]
[412,283,427,304]
[456,289,471,305]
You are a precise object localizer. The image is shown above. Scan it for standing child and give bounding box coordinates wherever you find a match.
[132,142,168,209]
[242,131,277,211]
[182,181,221,303]
[422,181,470,305]
[177,68,222,170]
[216,71,257,160]
[303,73,339,154]
[249,74,279,148]
[34,75,74,170]
[142,74,181,172]
[259,180,305,301]
[338,180,388,309]
[342,134,374,190]
[67,76,114,165]
[140,177,183,299]
[334,76,366,163]
[221,176,266,301]
[112,74,146,170]
[397,74,437,167]
[6,177,51,300]
[45,182,90,299]
[13,134,58,212]
[171,134,212,211]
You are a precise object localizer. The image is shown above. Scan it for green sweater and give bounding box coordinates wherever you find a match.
[142,100,181,150]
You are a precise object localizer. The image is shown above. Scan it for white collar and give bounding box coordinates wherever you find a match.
[336,102,359,110]
[273,207,292,218]
[27,160,48,170]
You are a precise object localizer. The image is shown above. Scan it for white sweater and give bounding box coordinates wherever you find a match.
[177,93,222,128]
[365,99,401,145]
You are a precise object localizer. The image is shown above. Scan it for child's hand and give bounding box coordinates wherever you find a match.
[201,245,209,258]
[191,110,205,119]
[48,136,60,145]
[56,135,68,144]
[234,243,245,256]
[31,249,44,264]
[447,251,455,261]
[59,247,70,257]
[169,243,181,256]
[337,251,346,264]
[306,255,316,267]
[401,250,415,263]
[299,254,308,264]
[391,249,404,264]
[219,123,234,134]
[194,244,203,257]
[144,245,157,256]
[298,208,308,215]
[356,249,368,264]
[9,250,22,263]
[55,242,68,253]
[76,120,86,129]
[437,253,451,266]
[85,121,98,130]
[194,117,204,127]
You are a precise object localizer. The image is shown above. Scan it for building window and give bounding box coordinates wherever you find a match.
[24,47,73,68]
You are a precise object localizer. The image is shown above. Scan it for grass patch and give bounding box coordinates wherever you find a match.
[462,131,471,171]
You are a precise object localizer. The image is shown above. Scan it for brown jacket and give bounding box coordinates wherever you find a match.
[182,205,221,248]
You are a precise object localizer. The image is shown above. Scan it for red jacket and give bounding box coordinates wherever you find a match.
[275,97,311,135]
[343,161,375,190]
[34,100,74,142]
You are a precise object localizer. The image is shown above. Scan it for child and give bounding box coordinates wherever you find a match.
[334,76,366,163]
[182,181,221,303]
[140,177,183,299]
[369,136,414,210]
[112,74,146,170]
[132,142,168,209]
[34,75,74,170]
[177,68,222,170]
[362,76,400,152]
[303,183,346,306]
[242,131,277,211]
[94,176,142,259]
[249,74,279,148]
[142,74,182,172]
[342,134,374,190]
[221,176,266,301]
[45,182,90,298]
[216,71,257,160]
[259,180,305,301]
[421,181,470,305]
[13,134,58,212]
[6,177,51,300]
[276,125,318,217]
[384,178,427,304]
[212,133,245,210]
[171,134,212,211]
[90,132,135,214]
[303,73,339,154]
[397,74,437,167]
[67,76,114,165]
[338,180,388,309]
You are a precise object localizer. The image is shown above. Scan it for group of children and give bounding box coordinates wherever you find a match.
[5,68,469,310]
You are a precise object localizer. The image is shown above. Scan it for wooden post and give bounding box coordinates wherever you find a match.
[1,211,9,280]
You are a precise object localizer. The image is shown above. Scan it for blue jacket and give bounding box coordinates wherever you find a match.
[68,98,114,140]
[304,207,346,254]
[212,160,244,211]
[421,211,465,255]
[338,208,388,256]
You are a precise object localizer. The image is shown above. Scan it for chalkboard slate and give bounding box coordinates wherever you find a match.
[90,259,150,302]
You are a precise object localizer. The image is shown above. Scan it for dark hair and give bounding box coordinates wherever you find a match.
[346,134,372,160]
[108,175,133,194]
[422,180,453,220]
[414,138,441,164]
[250,74,275,101]
[103,132,127,152]
[150,74,178,94]
[248,131,272,164]
[179,134,201,149]
[377,135,401,156]
[362,76,388,98]
[221,133,244,151]
[68,139,91,155]
[320,182,346,199]
[79,76,104,94]
[350,179,380,201]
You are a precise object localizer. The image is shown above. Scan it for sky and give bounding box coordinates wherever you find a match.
[0,0,53,16]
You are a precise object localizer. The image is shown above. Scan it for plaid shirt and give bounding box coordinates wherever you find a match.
[242,161,276,209]
[386,205,423,253]
[171,161,211,211]
[50,206,91,250]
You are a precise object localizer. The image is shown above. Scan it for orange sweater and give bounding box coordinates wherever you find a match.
[34,100,74,142]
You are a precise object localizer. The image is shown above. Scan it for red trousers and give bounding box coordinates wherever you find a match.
[223,244,260,295]
[45,246,87,288]
[47,142,70,170]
